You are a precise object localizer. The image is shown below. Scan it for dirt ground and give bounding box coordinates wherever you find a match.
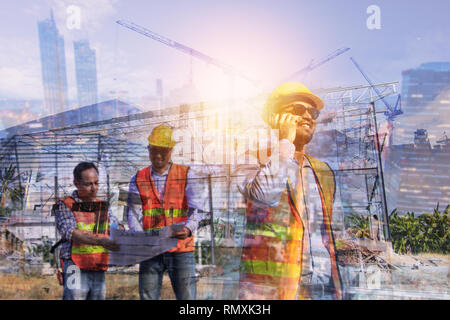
[0,272,222,300]
[0,252,447,300]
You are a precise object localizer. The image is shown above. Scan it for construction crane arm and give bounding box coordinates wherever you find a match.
[350,57,403,120]
[350,57,392,111]
[116,20,257,85]
[283,47,350,81]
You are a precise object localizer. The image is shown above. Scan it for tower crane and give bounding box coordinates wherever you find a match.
[116,19,258,86]
[283,47,351,82]
[350,57,403,147]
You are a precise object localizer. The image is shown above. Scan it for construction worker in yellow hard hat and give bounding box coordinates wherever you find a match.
[262,81,324,148]
[239,82,344,300]
[146,124,178,148]
[145,124,177,173]
[125,123,207,300]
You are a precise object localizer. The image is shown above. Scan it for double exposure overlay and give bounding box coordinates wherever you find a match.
[0,1,448,301]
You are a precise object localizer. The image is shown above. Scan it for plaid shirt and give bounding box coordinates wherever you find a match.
[54,191,118,260]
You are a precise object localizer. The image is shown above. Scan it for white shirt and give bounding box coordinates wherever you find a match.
[126,163,208,233]
[240,139,334,285]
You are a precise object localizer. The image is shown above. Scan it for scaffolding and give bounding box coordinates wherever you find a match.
[314,81,399,240]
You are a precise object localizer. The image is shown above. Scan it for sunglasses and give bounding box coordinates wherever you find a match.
[281,103,320,120]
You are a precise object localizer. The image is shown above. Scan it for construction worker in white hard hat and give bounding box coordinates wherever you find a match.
[126,124,207,300]
[238,82,344,300]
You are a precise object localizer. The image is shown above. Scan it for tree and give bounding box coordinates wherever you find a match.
[0,164,24,215]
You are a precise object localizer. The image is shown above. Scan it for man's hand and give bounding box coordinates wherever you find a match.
[172,227,191,240]
[269,112,298,143]
[99,238,120,251]
[72,230,120,251]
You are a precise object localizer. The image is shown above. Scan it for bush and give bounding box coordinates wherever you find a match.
[29,236,56,267]
[389,204,449,254]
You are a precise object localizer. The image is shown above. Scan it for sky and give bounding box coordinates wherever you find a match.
[0,0,449,112]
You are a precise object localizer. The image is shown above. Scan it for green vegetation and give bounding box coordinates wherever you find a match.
[389,204,449,255]
[345,204,449,255]
[0,164,24,215]
[345,213,371,239]
[29,236,57,267]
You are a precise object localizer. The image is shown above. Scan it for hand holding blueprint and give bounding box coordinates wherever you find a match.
[108,225,179,266]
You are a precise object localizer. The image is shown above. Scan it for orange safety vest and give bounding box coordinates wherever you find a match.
[239,155,343,300]
[135,164,193,253]
[62,197,109,271]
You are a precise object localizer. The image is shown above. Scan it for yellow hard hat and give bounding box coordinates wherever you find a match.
[147,124,177,148]
[262,82,324,123]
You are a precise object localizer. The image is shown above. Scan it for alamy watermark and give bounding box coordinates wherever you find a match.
[366,5,381,30]
[66,5,81,30]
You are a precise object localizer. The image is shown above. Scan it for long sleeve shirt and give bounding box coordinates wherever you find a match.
[54,190,118,260]
[126,163,207,234]
[240,139,337,285]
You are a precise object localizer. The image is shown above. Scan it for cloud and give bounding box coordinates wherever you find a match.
[0,36,42,100]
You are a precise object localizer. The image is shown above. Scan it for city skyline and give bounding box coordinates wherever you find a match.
[0,1,449,141]
[1,1,449,98]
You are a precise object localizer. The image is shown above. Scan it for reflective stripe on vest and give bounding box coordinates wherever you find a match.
[135,164,193,252]
[62,197,109,271]
[239,155,343,300]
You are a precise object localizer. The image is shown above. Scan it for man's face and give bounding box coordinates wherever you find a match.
[278,101,319,146]
[148,145,173,171]
[74,168,99,202]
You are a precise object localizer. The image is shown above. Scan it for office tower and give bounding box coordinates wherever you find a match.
[384,62,450,214]
[385,129,450,214]
[396,62,450,145]
[37,10,68,115]
[74,39,98,107]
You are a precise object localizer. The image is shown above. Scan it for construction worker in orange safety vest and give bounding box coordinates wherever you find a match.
[126,124,207,300]
[54,162,120,300]
[238,82,344,300]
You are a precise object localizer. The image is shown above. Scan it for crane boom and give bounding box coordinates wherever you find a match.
[350,57,392,111]
[284,47,350,81]
[116,19,257,84]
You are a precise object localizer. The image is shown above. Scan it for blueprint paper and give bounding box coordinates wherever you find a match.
[108,226,178,265]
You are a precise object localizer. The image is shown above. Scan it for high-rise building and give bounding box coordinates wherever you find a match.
[384,62,450,214]
[74,39,98,107]
[396,62,450,145]
[37,10,68,116]
[385,129,450,214]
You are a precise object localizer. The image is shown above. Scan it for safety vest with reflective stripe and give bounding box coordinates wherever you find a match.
[62,197,109,271]
[239,155,343,300]
[135,164,193,253]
